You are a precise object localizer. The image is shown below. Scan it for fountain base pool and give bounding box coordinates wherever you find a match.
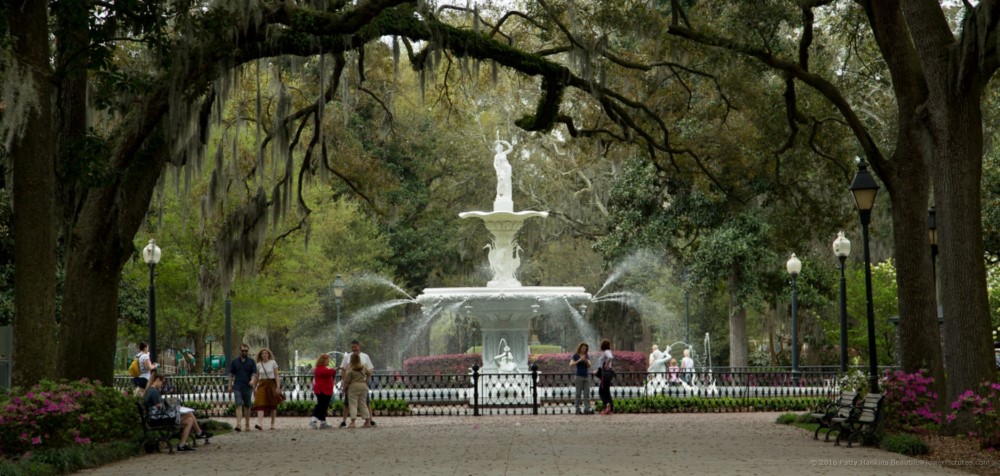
[417,286,591,373]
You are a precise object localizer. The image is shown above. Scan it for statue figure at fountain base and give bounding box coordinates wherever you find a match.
[495,340,518,373]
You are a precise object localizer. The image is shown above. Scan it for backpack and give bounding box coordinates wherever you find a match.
[128,356,141,377]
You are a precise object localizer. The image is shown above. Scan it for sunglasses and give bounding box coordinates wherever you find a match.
[240,350,249,353]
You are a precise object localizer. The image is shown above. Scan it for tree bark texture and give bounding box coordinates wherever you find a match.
[728,264,747,368]
[9,0,58,386]
[59,144,167,383]
[898,0,997,410]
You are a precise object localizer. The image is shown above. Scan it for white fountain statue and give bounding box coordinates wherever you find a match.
[494,338,519,373]
[416,136,592,377]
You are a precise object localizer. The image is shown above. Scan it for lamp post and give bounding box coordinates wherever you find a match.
[832,231,851,373]
[850,159,880,393]
[142,239,162,364]
[786,253,802,385]
[333,275,345,352]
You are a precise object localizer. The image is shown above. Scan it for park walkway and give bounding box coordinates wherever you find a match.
[81,413,988,475]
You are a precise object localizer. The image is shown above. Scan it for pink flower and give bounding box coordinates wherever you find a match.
[31,437,41,445]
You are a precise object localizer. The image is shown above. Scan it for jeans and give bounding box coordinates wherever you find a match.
[573,376,591,411]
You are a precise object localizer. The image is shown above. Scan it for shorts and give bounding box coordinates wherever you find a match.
[234,386,253,407]
[132,377,148,389]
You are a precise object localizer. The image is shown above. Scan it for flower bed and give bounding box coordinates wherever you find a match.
[0,379,140,458]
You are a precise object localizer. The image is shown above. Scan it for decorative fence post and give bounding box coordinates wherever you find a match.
[530,364,539,415]
[471,365,480,417]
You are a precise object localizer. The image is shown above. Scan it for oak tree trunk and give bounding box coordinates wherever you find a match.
[10,0,58,387]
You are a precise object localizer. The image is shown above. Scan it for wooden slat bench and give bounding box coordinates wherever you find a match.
[809,390,859,441]
[831,392,884,447]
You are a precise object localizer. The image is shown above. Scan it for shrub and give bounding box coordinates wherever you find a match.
[880,433,929,456]
[0,440,139,476]
[881,370,941,432]
[949,381,1000,450]
[839,369,870,394]
[0,379,140,457]
[776,413,797,424]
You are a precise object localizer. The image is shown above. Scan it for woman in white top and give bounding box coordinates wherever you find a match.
[252,348,281,430]
[596,339,614,415]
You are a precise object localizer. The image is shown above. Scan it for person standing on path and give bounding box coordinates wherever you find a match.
[252,348,281,430]
[681,348,695,384]
[310,353,336,429]
[339,339,375,427]
[227,343,257,432]
[342,352,373,428]
[596,339,614,415]
[569,342,593,414]
[132,342,158,396]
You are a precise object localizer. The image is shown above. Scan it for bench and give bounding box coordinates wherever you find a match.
[809,390,859,440]
[136,401,212,454]
[831,392,884,447]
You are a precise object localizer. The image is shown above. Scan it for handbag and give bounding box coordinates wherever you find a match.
[148,404,180,426]
[270,384,286,404]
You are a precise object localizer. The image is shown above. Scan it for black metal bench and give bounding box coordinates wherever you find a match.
[809,390,859,440]
[136,401,212,454]
[831,392,884,447]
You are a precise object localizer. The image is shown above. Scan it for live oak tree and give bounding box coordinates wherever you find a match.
[1,0,685,385]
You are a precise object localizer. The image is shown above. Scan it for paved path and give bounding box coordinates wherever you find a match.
[81,413,989,475]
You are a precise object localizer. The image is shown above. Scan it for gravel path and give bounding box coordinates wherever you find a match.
[79,413,992,475]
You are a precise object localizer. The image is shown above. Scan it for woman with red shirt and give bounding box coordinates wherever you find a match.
[310,353,336,429]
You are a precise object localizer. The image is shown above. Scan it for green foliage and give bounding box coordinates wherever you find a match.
[0,380,140,457]
[838,369,871,395]
[0,440,140,476]
[611,395,824,413]
[0,188,10,326]
[879,433,929,456]
[837,260,899,366]
[691,210,775,311]
[776,412,797,424]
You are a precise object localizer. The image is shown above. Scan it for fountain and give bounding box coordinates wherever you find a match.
[415,136,592,375]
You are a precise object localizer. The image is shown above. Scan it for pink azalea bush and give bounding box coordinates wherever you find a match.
[880,369,941,433]
[0,379,140,457]
[948,381,1000,450]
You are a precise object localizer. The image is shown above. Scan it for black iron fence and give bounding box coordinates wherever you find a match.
[116,366,880,418]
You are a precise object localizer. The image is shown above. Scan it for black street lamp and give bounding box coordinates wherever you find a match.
[850,159,880,393]
[333,275,345,352]
[786,253,802,385]
[142,239,162,365]
[832,231,851,373]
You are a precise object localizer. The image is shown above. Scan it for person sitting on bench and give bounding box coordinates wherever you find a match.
[145,374,211,452]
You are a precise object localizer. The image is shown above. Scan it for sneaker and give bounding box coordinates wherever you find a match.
[370,420,376,427]
[197,431,213,439]
[575,408,583,415]
[309,420,318,429]
[177,445,195,452]
[339,421,347,428]
[234,427,241,432]
[319,422,332,429]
